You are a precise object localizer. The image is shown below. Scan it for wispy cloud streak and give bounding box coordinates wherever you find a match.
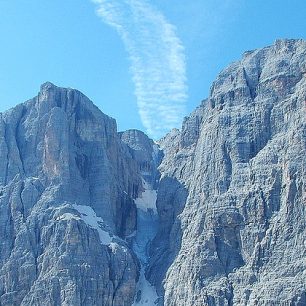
[92,0,187,138]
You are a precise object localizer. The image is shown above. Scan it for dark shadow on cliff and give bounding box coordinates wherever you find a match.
[146,176,188,300]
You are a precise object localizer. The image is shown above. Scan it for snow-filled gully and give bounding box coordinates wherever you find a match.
[59,179,160,304]
[132,179,159,305]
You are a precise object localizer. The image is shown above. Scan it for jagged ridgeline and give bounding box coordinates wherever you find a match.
[0,39,305,306]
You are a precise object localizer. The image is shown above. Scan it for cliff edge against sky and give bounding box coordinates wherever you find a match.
[0,39,305,306]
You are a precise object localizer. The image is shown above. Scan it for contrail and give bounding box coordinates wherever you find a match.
[92,0,188,139]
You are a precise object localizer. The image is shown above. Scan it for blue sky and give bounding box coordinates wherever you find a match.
[0,0,305,138]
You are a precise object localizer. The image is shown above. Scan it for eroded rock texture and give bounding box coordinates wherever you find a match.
[148,39,306,305]
[0,39,305,306]
[0,83,142,306]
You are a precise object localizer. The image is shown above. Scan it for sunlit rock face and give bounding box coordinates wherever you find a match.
[0,83,142,305]
[0,39,305,306]
[148,39,306,306]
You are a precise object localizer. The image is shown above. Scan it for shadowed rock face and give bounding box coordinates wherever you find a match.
[0,39,305,306]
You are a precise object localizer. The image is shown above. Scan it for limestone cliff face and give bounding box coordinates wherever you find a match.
[0,83,142,306]
[0,39,305,306]
[148,39,306,305]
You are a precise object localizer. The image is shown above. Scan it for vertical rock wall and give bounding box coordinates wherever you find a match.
[148,39,306,306]
[0,83,142,305]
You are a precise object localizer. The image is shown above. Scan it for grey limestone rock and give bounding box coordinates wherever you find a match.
[0,39,305,306]
[148,38,306,306]
[0,82,142,305]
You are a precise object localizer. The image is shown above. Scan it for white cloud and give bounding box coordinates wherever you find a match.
[92,0,187,139]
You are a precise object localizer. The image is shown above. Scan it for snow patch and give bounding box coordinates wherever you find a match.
[132,178,159,305]
[135,180,157,214]
[109,242,120,253]
[57,213,81,221]
[132,268,158,306]
[73,205,112,245]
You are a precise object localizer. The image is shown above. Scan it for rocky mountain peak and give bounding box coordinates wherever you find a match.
[210,38,306,108]
[36,82,116,129]
[0,40,305,306]
[40,81,57,91]
[147,38,306,305]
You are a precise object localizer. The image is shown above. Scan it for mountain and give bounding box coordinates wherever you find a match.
[0,83,142,305]
[148,38,306,305]
[0,39,305,306]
